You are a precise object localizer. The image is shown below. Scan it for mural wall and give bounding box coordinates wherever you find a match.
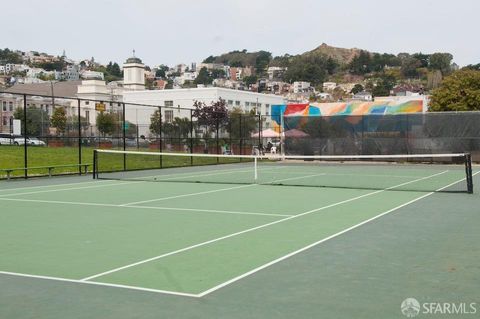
[271,99,424,131]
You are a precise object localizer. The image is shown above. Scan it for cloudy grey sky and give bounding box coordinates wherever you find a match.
[3,0,479,67]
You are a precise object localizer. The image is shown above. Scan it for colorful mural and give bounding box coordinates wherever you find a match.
[271,99,424,131]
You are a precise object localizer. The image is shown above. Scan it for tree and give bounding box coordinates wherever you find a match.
[255,51,272,74]
[243,75,258,87]
[194,67,213,85]
[172,117,191,138]
[37,72,55,81]
[96,112,116,137]
[50,107,67,136]
[284,54,332,85]
[155,65,170,78]
[429,69,480,111]
[372,74,396,97]
[463,64,480,71]
[192,99,228,136]
[0,48,22,64]
[412,53,430,68]
[149,109,162,135]
[106,62,122,77]
[69,115,90,131]
[210,68,226,79]
[427,70,443,90]
[332,87,347,101]
[203,56,216,63]
[348,50,372,75]
[350,84,364,95]
[429,53,453,75]
[14,106,50,136]
[401,56,422,78]
[226,107,259,139]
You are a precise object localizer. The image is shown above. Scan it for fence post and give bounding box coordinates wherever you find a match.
[159,106,163,168]
[190,109,194,165]
[239,114,243,156]
[122,102,126,170]
[258,113,261,152]
[361,115,365,155]
[216,116,219,163]
[77,99,82,175]
[23,94,28,179]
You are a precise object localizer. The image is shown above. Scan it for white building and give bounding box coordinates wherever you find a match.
[58,65,80,81]
[80,70,105,80]
[352,91,373,101]
[123,53,145,91]
[76,80,123,127]
[293,81,312,93]
[322,82,337,91]
[267,67,287,80]
[122,87,286,136]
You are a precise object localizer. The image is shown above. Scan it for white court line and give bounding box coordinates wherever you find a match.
[119,184,256,206]
[80,171,447,282]
[197,171,478,297]
[1,173,473,298]
[0,271,200,298]
[0,180,111,193]
[119,171,327,207]
[262,172,326,184]
[0,180,143,198]
[0,197,291,218]
[133,163,257,180]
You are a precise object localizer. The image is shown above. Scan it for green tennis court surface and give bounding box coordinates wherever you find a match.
[1,162,479,318]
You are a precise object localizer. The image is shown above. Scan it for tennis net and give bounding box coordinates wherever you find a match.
[93,150,474,193]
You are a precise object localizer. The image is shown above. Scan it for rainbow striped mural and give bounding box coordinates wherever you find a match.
[271,100,424,131]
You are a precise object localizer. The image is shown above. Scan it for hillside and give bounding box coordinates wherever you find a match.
[303,43,363,65]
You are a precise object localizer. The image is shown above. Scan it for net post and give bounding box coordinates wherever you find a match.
[93,150,97,179]
[465,153,473,194]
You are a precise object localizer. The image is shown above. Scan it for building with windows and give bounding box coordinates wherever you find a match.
[122,87,286,136]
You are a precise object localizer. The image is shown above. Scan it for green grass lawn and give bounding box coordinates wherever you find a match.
[0,146,245,179]
[0,146,95,177]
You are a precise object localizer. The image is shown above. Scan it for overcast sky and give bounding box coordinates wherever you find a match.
[3,0,479,67]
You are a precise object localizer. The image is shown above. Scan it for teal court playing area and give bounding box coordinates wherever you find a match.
[1,151,479,318]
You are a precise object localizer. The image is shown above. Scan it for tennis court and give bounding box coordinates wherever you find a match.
[1,151,479,318]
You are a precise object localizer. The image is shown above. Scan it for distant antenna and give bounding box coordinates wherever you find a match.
[133,49,136,57]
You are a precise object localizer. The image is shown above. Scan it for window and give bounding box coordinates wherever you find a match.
[85,111,90,121]
[235,101,240,106]
[2,117,6,126]
[2,101,6,111]
[165,100,174,107]
[245,102,250,106]
[227,100,233,105]
[85,101,89,105]
[165,110,174,123]
[9,101,13,111]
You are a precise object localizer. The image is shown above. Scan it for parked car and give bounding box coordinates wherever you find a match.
[27,137,46,146]
[13,135,28,145]
[12,136,46,146]
[0,133,14,145]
